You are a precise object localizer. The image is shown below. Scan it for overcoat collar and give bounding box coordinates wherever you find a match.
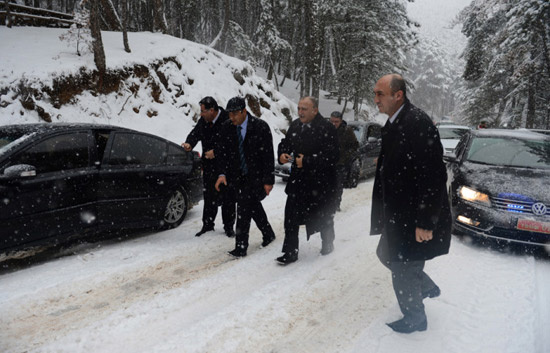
[383,98,411,132]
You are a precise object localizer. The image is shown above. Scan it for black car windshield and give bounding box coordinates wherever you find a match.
[350,125,363,141]
[439,128,469,139]
[467,137,550,169]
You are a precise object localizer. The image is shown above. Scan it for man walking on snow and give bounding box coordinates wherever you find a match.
[370,74,452,333]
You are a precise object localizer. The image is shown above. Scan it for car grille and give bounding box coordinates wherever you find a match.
[492,193,550,216]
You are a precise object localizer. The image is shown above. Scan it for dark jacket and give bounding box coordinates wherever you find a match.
[370,98,452,262]
[216,113,275,201]
[278,113,339,235]
[336,120,359,166]
[185,108,229,177]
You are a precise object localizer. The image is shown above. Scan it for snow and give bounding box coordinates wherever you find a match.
[1,23,550,353]
[1,180,549,353]
[0,26,296,152]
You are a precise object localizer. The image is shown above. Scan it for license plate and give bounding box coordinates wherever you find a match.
[517,219,550,234]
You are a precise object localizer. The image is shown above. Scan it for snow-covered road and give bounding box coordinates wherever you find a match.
[1,179,549,353]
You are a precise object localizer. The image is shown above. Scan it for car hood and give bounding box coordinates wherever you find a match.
[460,162,550,201]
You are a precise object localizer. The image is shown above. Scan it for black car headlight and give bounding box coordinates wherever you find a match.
[459,186,491,207]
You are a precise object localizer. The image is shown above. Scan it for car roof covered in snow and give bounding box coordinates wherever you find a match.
[471,128,550,141]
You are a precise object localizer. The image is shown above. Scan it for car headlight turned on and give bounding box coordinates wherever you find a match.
[459,186,491,207]
[457,215,481,227]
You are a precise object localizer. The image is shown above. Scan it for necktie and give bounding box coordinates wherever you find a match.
[237,126,248,175]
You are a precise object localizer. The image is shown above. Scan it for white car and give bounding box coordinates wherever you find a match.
[437,124,471,155]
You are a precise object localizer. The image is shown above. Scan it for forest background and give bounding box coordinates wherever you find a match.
[2,0,550,129]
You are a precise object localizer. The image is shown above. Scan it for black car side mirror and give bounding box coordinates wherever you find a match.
[2,164,37,178]
[367,137,378,144]
[443,154,458,164]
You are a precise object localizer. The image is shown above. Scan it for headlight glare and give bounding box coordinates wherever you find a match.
[459,186,491,206]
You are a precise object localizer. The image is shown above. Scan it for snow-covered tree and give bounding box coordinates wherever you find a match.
[254,0,291,89]
[59,7,92,56]
[407,37,460,120]
[459,0,550,129]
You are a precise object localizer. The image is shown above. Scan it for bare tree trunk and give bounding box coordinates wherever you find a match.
[303,0,321,99]
[4,0,11,28]
[33,0,39,8]
[212,0,230,51]
[90,0,106,90]
[153,0,168,33]
[100,0,121,30]
[122,0,131,53]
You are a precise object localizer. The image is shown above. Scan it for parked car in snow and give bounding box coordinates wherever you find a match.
[523,128,550,136]
[445,129,550,248]
[437,124,471,155]
[0,123,203,253]
[273,121,382,188]
[273,157,291,182]
[346,121,382,187]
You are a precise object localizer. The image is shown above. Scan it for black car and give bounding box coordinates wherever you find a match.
[273,121,382,187]
[0,123,203,253]
[445,129,550,248]
[346,121,382,187]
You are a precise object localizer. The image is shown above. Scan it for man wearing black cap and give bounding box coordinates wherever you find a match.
[182,96,236,238]
[214,96,276,257]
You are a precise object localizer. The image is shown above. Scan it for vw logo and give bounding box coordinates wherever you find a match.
[532,202,547,216]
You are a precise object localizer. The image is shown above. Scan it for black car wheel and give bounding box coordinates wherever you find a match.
[162,187,188,229]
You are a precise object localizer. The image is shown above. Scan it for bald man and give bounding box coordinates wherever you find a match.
[370,74,452,333]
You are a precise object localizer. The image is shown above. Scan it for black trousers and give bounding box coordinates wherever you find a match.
[376,233,437,324]
[202,173,235,231]
[234,175,274,250]
[282,194,335,253]
[335,164,348,208]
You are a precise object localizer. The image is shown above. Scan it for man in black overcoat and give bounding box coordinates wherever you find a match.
[214,97,276,257]
[370,74,452,333]
[276,96,340,265]
[182,96,236,237]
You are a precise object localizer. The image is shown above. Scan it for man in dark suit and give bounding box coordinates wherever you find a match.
[370,74,452,333]
[214,97,276,257]
[182,96,236,237]
[276,96,339,265]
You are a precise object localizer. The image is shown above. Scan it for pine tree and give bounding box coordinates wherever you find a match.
[59,7,92,56]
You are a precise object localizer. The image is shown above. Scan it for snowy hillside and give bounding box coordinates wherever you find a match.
[0,26,295,148]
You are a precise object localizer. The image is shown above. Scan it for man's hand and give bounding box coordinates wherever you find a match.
[295,154,304,168]
[264,184,273,196]
[279,153,292,164]
[215,175,227,192]
[181,142,192,151]
[204,149,215,159]
[415,227,433,243]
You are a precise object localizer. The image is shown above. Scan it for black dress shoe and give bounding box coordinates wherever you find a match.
[276,252,298,265]
[261,235,276,248]
[225,229,236,238]
[423,285,441,299]
[195,226,214,237]
[386,318,427,333]
[228,248,247,257]
[320,242,334,255]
